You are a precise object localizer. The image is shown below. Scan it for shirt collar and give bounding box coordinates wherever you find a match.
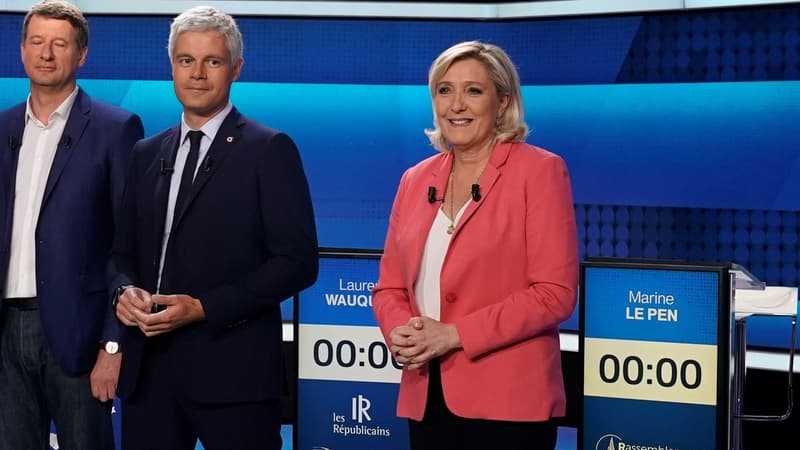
[180,102,233,144]
[25,86,80,127]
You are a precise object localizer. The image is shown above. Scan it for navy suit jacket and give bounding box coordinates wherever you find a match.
[0,88,144,375]
[112,107,318,402]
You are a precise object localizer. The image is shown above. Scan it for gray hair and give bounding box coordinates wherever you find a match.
[168,6,243,64]
[22,0,89,49]
[424,40,528,153]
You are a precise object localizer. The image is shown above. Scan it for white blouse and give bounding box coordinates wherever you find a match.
[413,202,469,321]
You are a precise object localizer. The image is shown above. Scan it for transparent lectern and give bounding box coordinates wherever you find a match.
[730,263,797,450]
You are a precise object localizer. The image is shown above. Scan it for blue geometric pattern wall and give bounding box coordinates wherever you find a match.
[576,205,799,287]
[599,5,800,288]
[617,6,800,82]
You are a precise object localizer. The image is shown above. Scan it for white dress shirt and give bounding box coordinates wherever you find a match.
[4,88,78,298]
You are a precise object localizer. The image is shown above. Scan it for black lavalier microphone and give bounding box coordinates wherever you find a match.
[202,156,213,172]
[60,135,71,149]
[471,184,481,202]
[159,159,174,175]
[429,185,482,203]
[7,136,19,151]
[427,186,441,203]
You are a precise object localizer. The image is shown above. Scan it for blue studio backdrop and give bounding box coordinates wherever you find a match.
[3,6,798,346]
[1,3,800,450]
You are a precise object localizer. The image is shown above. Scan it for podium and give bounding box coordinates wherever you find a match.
[730,267,797,450]
[579,258,796,450]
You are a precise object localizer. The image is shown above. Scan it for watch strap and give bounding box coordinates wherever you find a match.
[112,284,134,308]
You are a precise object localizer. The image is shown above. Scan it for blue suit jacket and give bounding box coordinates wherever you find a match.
[111,107,318,402]
[0,88,144,375]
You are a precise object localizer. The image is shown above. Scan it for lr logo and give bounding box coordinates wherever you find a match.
[351,394,371,423]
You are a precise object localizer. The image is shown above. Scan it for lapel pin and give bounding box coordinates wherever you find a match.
[226,136,234,143]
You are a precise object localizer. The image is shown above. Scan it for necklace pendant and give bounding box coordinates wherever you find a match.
[446,225,455,235]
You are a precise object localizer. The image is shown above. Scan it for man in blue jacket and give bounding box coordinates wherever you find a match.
[0,1,143,449]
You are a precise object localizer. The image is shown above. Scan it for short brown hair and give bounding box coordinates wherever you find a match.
[22,0,89,49]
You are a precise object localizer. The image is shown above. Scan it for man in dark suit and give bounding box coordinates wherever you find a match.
[0,1,144,449]
[111,6,318,450]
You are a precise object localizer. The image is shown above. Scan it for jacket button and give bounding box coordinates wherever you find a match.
[444,293,456,303]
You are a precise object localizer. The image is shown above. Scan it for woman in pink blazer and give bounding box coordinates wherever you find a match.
[372,41,578,450]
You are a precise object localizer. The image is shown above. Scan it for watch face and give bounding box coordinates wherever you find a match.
[104,341,120,354]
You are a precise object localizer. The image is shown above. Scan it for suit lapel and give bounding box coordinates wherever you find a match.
[1,106,25,174]
[1,105,26,237]
[171,108,243,229]
[450,142,512,237]
[405,153,453,281]
[153,127,180,255]
[41,89,90,208]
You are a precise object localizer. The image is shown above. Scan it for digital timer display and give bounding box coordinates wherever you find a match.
[312,338,403,371]
[584,337,716,405]
[299,324,402,383]
[580,260,730,450]
[598,354,701,389]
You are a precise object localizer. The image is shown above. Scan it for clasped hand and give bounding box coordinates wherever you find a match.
[389,316,461,370]
[114,287,205,336]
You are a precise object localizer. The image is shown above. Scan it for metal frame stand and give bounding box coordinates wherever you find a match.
[731,315,796,450]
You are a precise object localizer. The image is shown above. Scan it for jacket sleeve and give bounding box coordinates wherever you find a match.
[103,113,145,341]
[372,168,416,345]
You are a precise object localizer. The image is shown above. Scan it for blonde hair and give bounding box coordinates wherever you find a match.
[424,41,528,152]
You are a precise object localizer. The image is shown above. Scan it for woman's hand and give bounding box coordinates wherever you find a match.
[390,317,462,370]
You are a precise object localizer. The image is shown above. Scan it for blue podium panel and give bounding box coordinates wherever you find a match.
[580,260,730,450]
[297,253,410,450]
[298,379,406,450]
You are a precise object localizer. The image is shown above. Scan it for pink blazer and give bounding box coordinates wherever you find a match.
[373,141,578,422]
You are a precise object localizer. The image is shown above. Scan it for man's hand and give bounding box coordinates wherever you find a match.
[90,349,121,402]
[130,294,206,337]
[115,286,153,326]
